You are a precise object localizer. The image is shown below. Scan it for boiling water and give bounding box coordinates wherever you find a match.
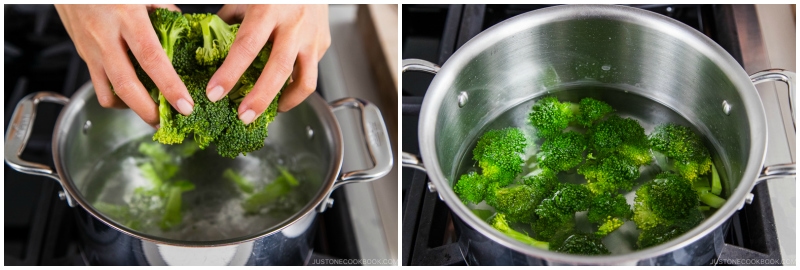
[83,136,323,242]
[455,83,727,254]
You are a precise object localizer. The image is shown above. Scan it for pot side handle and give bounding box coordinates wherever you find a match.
[4,92,69,181]
[319,98,394,212]
[749,69,796,184]
[402,59,440,74]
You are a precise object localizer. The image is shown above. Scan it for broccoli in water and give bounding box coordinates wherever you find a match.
[587,193,632,237]
[454,127,527,203]
[536,131,587,172]
[134,8,288,158]
[531,183,592,240]
[241,167,300,214]
[633,172,705,248]
[586,115,653,166]
[550,230,610,255]
[528,96,579,139]
[578,154,640,194]
[648,123,713,182]
[575,98,614,128]
[490,213,549,250]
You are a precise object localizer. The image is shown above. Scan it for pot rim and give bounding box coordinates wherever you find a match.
[418,4,768,264]
[52,81,344,247]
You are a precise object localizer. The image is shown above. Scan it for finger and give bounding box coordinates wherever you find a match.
[206,11,275,103]
[237,36,299,124]
[87,63,127,109]
[216,4,243,24]
[122,12,194,116]
[147,4,181,12]
[102,47,160,126]
[277,52,318,112]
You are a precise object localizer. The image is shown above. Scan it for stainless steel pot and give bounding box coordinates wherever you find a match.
[402,5,795,265]
[5,81,393,265]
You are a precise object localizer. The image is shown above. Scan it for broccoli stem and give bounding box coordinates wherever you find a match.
[696,187,726,208]
[160,186,184,229]
[698,206,711,211]
[223,169,255,194]
[503,227,550,250]
[711,164,722,196]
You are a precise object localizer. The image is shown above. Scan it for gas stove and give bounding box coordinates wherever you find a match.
[3,4,377,265]
[401,4,795,266]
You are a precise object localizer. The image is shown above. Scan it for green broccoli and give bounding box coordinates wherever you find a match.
[550,230,610,255]
[588,193,632,236]
[454,172,488,204]
[632,172,701,231]
[532,183,592,240]
[242,167,300,214]
[637,207,704,249]
[485,184,541,222]
[575,98,614,128]
[578,154,639,193]
[159,180,196,230]
[472,127,527,186]
[648,123,713,182]
[528,96,579,139]
[192,13,239,66]
[223,168,255,194]
[536,131,587,172]
[135,8,288,158]
[491,213,549,250]
[587,115,652,166]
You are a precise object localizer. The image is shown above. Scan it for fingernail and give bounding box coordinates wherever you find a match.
[207,85,224,102]
[177,98,193,115]
[154,124,160,129]
[239,109,256,125]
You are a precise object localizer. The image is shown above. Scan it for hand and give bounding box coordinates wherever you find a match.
[55,4,194,127]
[208,5,331,124]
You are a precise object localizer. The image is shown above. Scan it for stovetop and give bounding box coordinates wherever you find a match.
[401,4,789,266]
[4,4,361,265]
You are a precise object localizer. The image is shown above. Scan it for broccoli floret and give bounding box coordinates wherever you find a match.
[522,168,558,190]
[485,185,541,222]
[637,207,703,249]
[587,115,652,166]
[578,154,640,193]
[576,98,614,127]
[149,8,188,62]
[632,172,700,231]
[648,123,713,182]
[550,230,610,255]
[153,93,187,144]
[194,14,239,66]
[159,180,195,230]
[532,183,592,240]
[472,128,527,186]
[454,172,488,204]
[588,193,632,236]
[536,131,586,172]
[490,213,549,250]
[176,74,233,149]
[135,9,288,158]
[528,96,579,139]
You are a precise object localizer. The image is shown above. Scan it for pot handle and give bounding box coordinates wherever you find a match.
[402,59,440,74]
[319,98,393,212]
[749,69,796,184]
[5,92,74,206]
[5,92,69,181]
[401,152,426,172]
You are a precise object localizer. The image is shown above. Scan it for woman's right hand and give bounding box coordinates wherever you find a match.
[55,4,194,127]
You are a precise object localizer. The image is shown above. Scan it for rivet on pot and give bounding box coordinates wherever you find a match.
[83,120,92,134]
[58,190,67,201]
[745,193,755,204]
[325,198,335,208]
[722,100,732,115]
[457,91,468,108]
[427,181,437,193]
[306,126,314,139]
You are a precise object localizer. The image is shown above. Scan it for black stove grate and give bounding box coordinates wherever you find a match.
[4,4,360,265]
[402,4,782,266]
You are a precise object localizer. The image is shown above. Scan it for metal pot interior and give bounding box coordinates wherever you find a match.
[421,5,767,262]
[55,83,341,245]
